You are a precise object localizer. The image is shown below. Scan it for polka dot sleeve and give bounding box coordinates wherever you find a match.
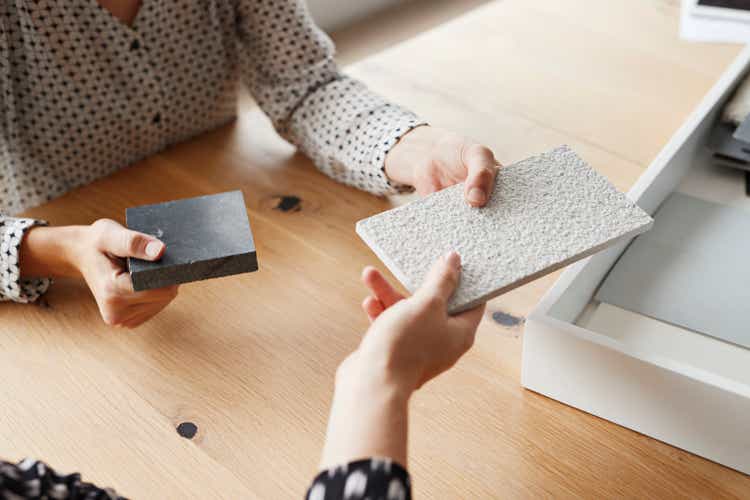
[236,0,426,196]
[306,458,411,500]
[0,216,52,303]
[0,458,123,499]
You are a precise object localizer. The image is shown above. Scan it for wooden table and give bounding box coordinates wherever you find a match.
[3,1,749,497]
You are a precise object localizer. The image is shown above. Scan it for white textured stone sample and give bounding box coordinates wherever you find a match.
[356,146,653,314]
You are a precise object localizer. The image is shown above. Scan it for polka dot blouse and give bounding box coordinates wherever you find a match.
[0,456,411,499]
[0,0,425,303]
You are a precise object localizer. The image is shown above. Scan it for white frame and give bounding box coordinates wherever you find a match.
[522,46,750,475]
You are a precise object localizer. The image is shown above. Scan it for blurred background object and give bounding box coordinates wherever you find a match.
[307,0,403,30]
[309,0,492,64]
[678,1,750,189]
[681,0,750,43]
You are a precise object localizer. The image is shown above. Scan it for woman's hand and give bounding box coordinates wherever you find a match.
[21,219,178,328]
[384,126,500,206]
[353,252,485,393]
[320,253,484,470]
[73,219,178,328]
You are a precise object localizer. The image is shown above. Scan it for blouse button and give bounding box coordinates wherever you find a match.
[130,39,140,51]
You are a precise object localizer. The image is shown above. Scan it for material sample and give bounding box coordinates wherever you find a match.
[357,146,653,313]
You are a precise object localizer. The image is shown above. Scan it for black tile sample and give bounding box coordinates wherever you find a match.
[126,190,258,291]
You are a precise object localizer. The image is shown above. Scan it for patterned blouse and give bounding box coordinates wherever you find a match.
[0,0,424,303]
[1,1,418,498]
[0,457,412,499]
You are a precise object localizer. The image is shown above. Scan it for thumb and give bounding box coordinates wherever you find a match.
[416,251,462,304]
[463,144,499,207]
[99,221,165,261]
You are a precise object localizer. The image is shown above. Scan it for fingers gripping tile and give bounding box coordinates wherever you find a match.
[356,146,653,314]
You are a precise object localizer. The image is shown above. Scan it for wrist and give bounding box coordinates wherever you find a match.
[383,125,433,186]
[323,351,412,469]
[19,225,88,278]
[335,350,415,404]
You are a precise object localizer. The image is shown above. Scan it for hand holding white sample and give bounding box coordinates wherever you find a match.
[355,251,485,392]
[319,252,485,470]
[384,126,501,207]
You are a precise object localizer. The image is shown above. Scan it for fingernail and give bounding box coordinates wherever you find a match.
[445,251,461,268]
[145,240,164,258]
[468,187,485,205]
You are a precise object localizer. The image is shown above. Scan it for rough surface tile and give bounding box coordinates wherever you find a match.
[356,146,653,314]
[127,190,258,291]
[596,192,750,350]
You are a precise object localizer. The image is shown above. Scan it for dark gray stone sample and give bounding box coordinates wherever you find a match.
[126,190,258,291]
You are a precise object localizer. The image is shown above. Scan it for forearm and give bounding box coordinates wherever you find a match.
[236,0,424,195]
[320,353,412,470]
[283,77,424,195]
[19,225,84,278]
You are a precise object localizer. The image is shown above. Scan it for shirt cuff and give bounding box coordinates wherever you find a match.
[282,76,427,197]
[374,113,428,196]
[306,457,411,500]
[0,458,122,500]
[0,218,52,303]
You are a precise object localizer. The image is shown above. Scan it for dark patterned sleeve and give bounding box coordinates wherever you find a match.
[235,0,427,196]
[0,458,124,499]
[0,216,52,303]
[305,458,411,500]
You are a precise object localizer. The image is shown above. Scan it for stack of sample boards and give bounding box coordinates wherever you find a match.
[708,119,750,187]
[708,87,750,196]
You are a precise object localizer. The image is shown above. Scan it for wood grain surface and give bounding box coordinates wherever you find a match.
[2,1,748,498]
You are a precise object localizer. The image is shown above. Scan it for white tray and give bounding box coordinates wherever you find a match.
[522,46,750,475]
